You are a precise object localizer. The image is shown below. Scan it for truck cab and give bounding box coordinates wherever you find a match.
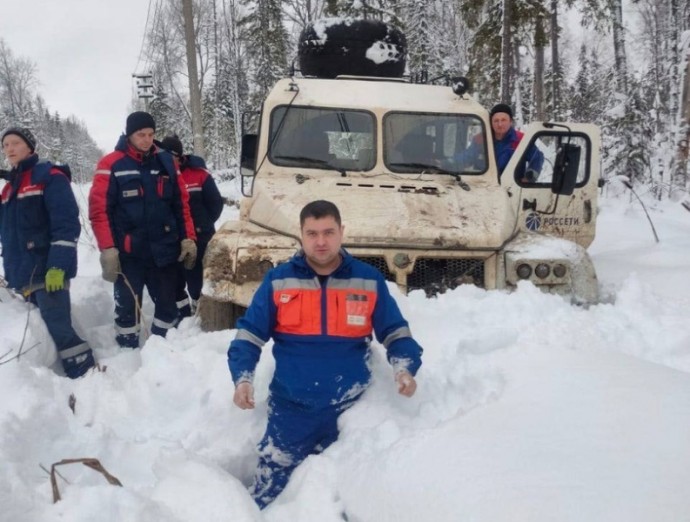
[198,71,600,331]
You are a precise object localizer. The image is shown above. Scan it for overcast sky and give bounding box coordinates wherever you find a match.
[1,0,150,152]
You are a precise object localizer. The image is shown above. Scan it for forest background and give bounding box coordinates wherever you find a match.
[0,0,688,198]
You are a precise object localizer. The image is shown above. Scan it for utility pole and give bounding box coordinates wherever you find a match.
[182,0,206,157]
[133,73,154,111]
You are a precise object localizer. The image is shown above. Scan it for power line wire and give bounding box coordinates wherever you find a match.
[134,0,154,74]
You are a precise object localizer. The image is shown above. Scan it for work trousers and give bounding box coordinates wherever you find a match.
[114,257,179,348]
[175,239,208,318]
[251,395,357,509]
[30,288,94,378]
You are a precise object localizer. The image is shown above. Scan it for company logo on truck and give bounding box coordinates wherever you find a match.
[526,212,580,231]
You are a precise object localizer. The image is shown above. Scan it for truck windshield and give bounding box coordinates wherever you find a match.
[269,106,376,172]
[384,112,488,175]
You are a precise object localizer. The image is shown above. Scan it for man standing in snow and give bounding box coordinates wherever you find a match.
[160,135,223,318]
[228,199,423,508]
[88,112,197,348]
[0,127,95,378]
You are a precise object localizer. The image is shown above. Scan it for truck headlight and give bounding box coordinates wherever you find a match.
[516,263,532,279]
[535,263,550,278]
[553,264,567,278]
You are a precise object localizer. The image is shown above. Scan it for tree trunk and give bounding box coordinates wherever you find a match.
[500,0,513,103]
[610,0,628,96]
[534,15,545,120]
[550,0,560,119]
[182,0,206,157]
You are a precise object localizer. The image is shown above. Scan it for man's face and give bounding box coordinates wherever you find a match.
[129,128,155,153]
[2,134,32,167]
[491,112,512,140]
[301,215,344,274]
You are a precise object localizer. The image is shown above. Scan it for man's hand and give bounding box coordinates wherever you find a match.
[178,239,197,270]
[233,382,255,409]
[395,371,417,397]
[99,248,120,283]
[45,268,65,292]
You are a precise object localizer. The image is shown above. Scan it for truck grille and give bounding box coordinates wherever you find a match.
[355,256,485,296]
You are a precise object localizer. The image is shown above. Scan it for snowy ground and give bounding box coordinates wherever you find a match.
[1,180,689,522]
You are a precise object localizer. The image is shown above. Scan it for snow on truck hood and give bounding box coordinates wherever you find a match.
[246,176,516,250]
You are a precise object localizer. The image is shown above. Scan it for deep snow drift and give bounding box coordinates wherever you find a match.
[1,180,689,522]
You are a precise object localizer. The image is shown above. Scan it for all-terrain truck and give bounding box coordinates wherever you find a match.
[198,19,601,331]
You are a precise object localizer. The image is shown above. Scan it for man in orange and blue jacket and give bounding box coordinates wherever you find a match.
[228,199,423,509]
[89,112,197,348]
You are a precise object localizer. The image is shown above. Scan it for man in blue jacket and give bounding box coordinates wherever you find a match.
[228,199,423,508]
[0,127,95,378]
[455,103,544,181]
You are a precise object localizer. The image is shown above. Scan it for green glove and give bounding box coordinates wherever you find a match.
[45,268,65,292]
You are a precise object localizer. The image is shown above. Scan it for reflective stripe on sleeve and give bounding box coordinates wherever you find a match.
[382,326,412,349]
[235,328,266,349]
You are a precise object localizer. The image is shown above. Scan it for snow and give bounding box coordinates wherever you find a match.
[1,183,690,521]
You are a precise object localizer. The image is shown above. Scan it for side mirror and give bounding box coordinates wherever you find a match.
[552,143,581,195]
[240,134,258,174]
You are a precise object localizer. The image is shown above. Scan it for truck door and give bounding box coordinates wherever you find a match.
[502,122,601,248]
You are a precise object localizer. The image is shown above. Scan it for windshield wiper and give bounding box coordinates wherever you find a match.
[274,155,347,177]
[389,162,470,190]
[274,155,330,166]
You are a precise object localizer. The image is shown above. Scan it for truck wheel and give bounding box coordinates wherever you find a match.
[198,295,246,332]
[298,18,407,79]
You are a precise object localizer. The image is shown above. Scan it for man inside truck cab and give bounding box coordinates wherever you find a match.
[455,103,544,182]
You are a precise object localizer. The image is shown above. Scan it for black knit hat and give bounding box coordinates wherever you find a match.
[490,103,513,120]
[161,135,183,157]
[1,126,37,153]
[126,111,156,136]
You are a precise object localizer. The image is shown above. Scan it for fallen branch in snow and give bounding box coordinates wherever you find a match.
[0,343,39,365]
[49,458,123,503]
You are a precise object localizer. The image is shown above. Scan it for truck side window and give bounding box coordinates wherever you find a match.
[516,134,591,188]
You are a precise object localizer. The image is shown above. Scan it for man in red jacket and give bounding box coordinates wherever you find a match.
[161,135,224,318]
[88,112,197,348]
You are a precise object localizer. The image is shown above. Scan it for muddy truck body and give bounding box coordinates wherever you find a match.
[198,24,601,331]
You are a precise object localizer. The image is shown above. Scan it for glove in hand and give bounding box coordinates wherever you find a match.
[178,239,197,270]
[100,248,121,283]
[45,268,65,292]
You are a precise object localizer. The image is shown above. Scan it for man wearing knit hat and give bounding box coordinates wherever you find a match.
[488,103,543,179]
[454,103,543,181]
[88,112,198,348]
[1,126,95,378]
